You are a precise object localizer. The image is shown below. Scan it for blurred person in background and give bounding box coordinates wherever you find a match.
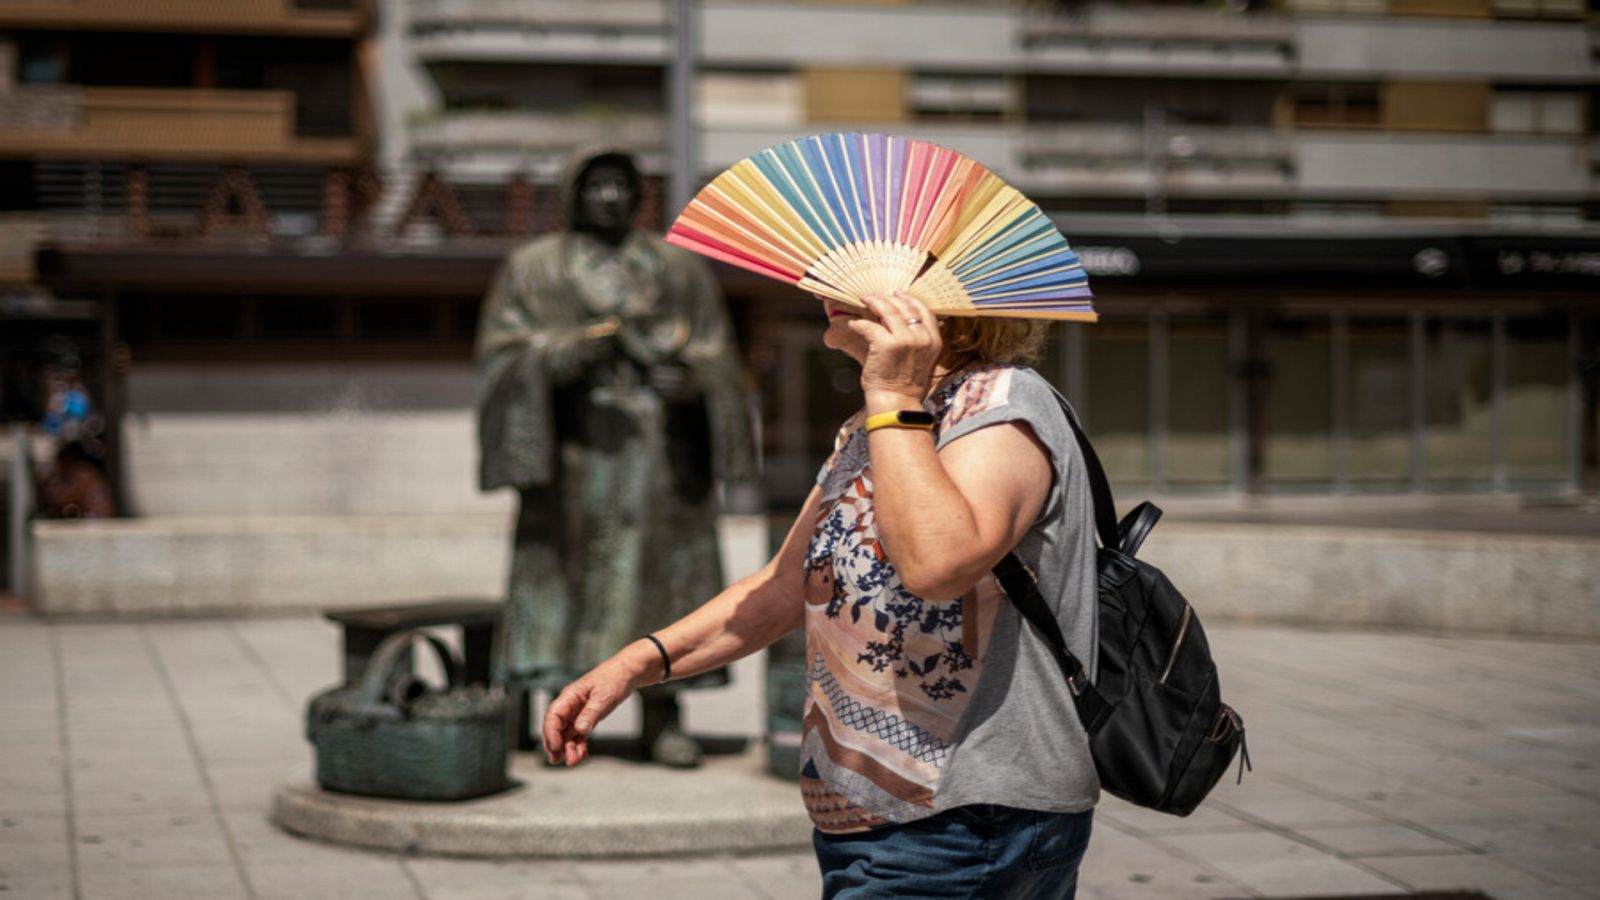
[544,292,1100,899]
[38,440,114,519]
[475,148,756,768]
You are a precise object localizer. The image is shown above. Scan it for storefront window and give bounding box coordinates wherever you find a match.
[1085,318,1149,487]
[1166,318,1231,487]
[1504,315,1570,484]
[1424,318,1493,487]
[1345,318,1411,487]
[1264,317,1333,487]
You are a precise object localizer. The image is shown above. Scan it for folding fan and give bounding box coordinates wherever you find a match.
[666,132,1095,321]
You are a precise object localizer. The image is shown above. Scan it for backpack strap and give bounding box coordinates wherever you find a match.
[991,387,1121,734]
[993,554,1114,734]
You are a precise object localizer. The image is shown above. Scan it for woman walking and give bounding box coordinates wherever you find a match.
[543,290,1099,899]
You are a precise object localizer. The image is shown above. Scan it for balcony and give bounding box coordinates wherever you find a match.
[0,214,48,283]
[410,110,666,161]
[1021,124,1293,196]
[1295,15,1592,82]
[1294,132,1591,198]
[1022,5,1294,77]
[697,123,1023,179]
[409,0,671,64]
[701,2,1014,70]
[0,0,367,37]
[0,87,362,163]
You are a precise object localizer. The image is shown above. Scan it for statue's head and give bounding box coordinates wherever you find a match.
[567,150,643,244]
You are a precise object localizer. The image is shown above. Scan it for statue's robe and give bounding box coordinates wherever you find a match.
[475,228,756,689]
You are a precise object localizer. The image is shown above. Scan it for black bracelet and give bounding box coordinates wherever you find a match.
[643,634,672,682]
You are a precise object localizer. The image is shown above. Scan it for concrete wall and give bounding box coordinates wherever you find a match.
[32,513,511,617]
[31,514,771,618]
[122,363,507,517]
[1143,523,1600,639]
[34,512,1600,639]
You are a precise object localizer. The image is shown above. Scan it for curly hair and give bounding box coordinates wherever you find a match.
[940,315,1050,365]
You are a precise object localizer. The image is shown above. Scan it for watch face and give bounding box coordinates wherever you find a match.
[897,411,936,426]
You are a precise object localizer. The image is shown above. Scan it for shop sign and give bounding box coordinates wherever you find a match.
[1076,246,1141,277]
[1496,249,1600,278]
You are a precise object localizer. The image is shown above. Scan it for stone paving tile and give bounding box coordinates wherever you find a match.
[1096,797,1255,836]
[1425,819,1598,855]
[0,813,68,844]
[722,852,824,900]
[0,869,74,900]
[70,781,216,816]
[1154,830,1405,896]
[245,857,423,900]
[73,811,234,867]
[1078,823,1243,896]
[1493,848,1600,893]
[7,616,1600,898]
[77,862,248,900]
[1487,886,1598,900]
[1364,852,1569,895]
[1292,823,1474,858]
[223,810,403,866]
[1212,788,1390,828]
[1481,793,1600,829]
[208,763,305,812]
[404,857,595,900]
[0,836,71,875]
[571,856,776,899]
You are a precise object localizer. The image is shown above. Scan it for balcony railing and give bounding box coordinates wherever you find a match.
[0,87,361,163]
[1021,124,1294,195]
[408,0,668,30]
[0,0,367,35]
[410,111,666,158]
[1022,4,1293,74]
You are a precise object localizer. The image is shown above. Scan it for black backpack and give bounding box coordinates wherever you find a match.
[992,393,1250,816]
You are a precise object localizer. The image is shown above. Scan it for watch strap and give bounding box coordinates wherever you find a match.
[865,410,936,433]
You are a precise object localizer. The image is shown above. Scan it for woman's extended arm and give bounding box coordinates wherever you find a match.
[541,486,823,766]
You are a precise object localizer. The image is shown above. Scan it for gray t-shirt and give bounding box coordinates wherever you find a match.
[799,363,1099,833]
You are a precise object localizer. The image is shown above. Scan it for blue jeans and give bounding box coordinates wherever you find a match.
[812,805,1093,900]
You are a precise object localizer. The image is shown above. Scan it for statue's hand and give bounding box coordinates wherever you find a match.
[574,317,621,366]
[649,364,699,402]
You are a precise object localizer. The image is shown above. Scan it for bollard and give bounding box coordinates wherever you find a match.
[8,424,30,598]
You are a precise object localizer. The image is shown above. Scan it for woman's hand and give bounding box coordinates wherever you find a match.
[541,651,652,766]
[847,292,943,413]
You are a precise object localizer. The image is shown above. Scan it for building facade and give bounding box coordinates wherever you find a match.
[4,0,1596,520]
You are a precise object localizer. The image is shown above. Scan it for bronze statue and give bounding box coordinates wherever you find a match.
[475,148,756,767]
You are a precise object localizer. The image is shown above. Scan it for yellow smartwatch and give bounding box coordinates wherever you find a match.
[864,410,936,434]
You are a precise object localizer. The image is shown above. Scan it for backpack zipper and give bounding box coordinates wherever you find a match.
[1158,604,1193,685]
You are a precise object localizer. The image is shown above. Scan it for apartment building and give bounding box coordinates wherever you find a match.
[0,0,512,520]
[374,0,1597,505]
[4,0,1595,526]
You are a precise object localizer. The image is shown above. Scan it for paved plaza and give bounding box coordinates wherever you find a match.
[2,612,1598,900]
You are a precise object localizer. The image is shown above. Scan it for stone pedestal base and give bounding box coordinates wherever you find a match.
[271,747,811,858]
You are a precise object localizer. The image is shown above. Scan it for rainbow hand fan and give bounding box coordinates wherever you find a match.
[666,132,1095,321]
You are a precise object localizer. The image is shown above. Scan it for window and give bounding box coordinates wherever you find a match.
[802,68,907,123]
[1504,315,1571,483]
[1287,83,1381,128]
[697,71,802,128]
[1084,319,1150,488]
[910,73,1015,122]
[1491,91,1586,135]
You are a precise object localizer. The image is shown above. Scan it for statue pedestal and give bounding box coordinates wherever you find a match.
[271,745,810,858]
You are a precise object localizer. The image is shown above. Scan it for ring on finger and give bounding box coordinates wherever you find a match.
[904,318,923,326]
